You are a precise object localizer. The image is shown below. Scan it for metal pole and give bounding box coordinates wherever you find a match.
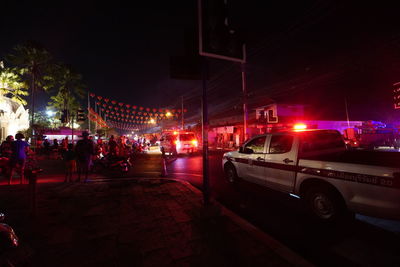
[181,96,184,130]
[71,113,74,144]
[202,57,210,206]
[94,101,98,133]
[241,62,248,141]
[345,97,350,128]
[88,92,91,133]
[30,70,36,144]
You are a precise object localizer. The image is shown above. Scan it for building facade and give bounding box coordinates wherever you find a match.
[0,95,29,140]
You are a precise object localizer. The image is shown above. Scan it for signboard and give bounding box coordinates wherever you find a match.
[198,0,245,63]
[393,82,400,109]
[256,104,279,123]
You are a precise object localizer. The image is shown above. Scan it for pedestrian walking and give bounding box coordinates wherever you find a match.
[75,131,94,182]
[8,133,30,185]
[62,143,76,182]
[108,135,118,157]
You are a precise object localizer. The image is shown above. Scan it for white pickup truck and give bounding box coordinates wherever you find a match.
[222,129,400,222]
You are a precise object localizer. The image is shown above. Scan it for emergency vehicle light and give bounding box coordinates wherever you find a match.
[293,123,307,131]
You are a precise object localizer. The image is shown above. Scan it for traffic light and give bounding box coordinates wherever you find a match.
[77,108,86,122]
[199,0,245,62]
[61,109,69,123]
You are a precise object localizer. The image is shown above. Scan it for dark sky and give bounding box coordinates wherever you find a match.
[1,1,400,122]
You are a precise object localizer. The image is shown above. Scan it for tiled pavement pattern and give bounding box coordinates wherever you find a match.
[0,179,295,267]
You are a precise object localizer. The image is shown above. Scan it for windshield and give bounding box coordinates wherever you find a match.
[179,134,196,141]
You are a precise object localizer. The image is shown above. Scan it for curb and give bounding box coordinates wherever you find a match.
[165,178,315,267]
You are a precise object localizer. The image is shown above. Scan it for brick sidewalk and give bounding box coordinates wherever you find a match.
[0,179,311,267]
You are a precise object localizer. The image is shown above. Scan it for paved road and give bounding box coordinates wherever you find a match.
[4,151,399,266]
[165,151,400,267]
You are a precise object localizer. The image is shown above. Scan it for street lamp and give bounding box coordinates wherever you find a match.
[46,110,55,117]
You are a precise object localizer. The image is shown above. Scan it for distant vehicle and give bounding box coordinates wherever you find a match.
[160,130,198,155]
[222,129,400,222]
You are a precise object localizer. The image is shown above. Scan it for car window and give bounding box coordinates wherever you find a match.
[179,134,195,141]
[301,131,345,153]
[269,135,293,154]
[244,136,266,153]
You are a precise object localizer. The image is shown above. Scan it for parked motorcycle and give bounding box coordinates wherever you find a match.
[0,212,19,266]
[92,154,131,174]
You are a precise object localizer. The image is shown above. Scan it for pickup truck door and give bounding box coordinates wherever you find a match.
[264,134,298,193]
[239,135,267,186]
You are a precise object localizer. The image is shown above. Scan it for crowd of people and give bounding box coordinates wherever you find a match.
[0,132,153,184]
[0,133,31,185]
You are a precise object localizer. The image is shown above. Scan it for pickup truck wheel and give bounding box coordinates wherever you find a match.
[305,186,344,222]
[224,164,238,183]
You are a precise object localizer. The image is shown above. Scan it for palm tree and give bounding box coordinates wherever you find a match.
[6,41,53,127]
[47,64,86,126]
[0,63,29,105]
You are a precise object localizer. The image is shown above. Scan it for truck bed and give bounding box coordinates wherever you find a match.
[300,150,400,168]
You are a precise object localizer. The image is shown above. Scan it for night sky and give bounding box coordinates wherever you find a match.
[1,1,400,122]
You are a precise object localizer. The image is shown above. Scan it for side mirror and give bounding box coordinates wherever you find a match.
[240,147,253,154]
[244,148,254,154]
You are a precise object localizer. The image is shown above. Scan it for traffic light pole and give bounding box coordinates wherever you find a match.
[201,57,210,207]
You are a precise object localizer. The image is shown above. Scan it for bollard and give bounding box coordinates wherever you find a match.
[27,168,42,217]
[160,155,168,177]
[27,169,37,217]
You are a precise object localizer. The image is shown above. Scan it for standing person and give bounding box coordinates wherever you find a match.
[8,133,30,185]
[61,137,69,152]
[0,135,14,158]
[108,135,118,157]
[75,131,94,182]
[62,143,76,182]
[52,139,59,159]
[0,135,14,177]
[43,138,50,157]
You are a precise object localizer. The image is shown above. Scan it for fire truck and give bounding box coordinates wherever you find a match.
[343,121,399,149]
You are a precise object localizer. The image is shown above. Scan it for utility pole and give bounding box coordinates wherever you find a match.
[345,97,350,128]
[88,92,91,133]
[241,59,248,141]
[181,96,184,130]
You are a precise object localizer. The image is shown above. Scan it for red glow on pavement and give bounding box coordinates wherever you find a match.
[0,176,71,186]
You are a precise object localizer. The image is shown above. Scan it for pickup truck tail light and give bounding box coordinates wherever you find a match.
[192,140,198,147]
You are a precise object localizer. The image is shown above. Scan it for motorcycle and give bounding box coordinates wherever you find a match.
[92,154,132,174]
[0,212,19,266]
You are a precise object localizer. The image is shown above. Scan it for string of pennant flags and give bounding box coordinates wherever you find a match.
[89,92,187,130]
